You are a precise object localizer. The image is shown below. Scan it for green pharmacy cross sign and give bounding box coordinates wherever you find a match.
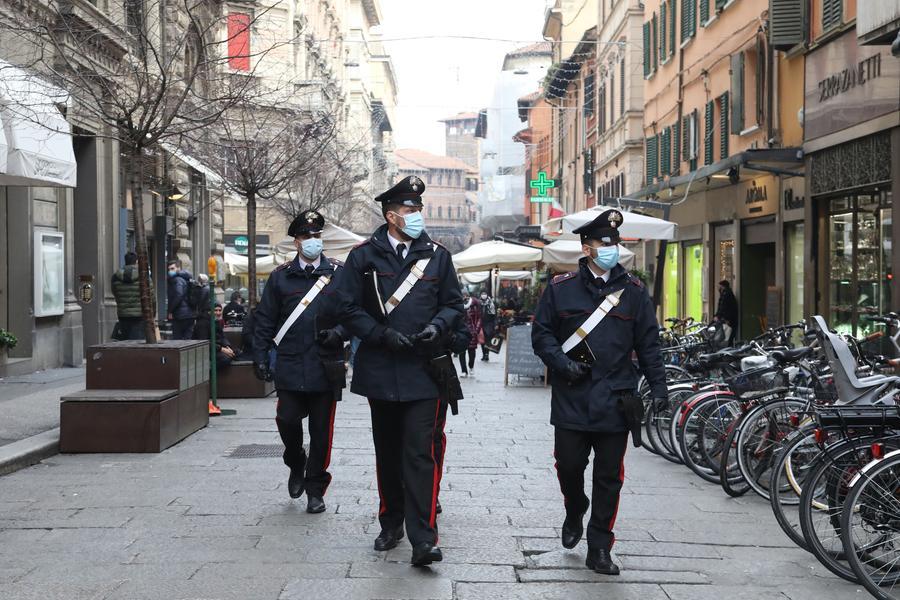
[529,171,555,203]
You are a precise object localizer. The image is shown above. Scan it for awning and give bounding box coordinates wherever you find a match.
[460,270,532,285]
[542,208,677,240]
[223,252,281,276]
[160,142,224,187]
[452,240,543,273]
[273,222,365,263]
[0,59,76,187]
[542,240,635,273]
[630,148,803,199]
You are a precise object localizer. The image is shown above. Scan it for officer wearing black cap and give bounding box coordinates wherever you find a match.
[252,209,347,514]
[532,209,666,576]
[333,175,463,566]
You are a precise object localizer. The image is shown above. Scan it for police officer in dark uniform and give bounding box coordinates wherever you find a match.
[253,210,347,514]
[532,209,667,575]
[334,176,463,566]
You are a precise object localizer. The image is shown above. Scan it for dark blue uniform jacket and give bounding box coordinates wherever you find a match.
[335,225,464,402]
[252,254,345,393]
[532,260,667,432]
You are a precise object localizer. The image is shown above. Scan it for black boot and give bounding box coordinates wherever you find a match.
[586,549,620,575]
[373,526,404,551]
[411,542,443,566]
[306,495,326,514]
[561,510,585,549]
[435,499,442,514]
[287,468,305,499]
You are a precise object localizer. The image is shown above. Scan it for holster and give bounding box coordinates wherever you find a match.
[617,393,644,448]
[425,353,462,415]
[320,358,346,402]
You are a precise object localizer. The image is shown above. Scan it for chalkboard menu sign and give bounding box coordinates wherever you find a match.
[504,324,547,386]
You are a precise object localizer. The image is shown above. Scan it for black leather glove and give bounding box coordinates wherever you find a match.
[410,324,440,344]
[652,396,669,413]
[317,328,344,351]
[382,328,413,352]
[562,359,591,383]
[253,361,273,382]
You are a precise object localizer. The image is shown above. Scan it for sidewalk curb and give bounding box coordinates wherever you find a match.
[0,428,60,477]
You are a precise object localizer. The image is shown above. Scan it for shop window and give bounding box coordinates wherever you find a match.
[785,223,805,342]
[684,243,703,323]
[664,243,680,321]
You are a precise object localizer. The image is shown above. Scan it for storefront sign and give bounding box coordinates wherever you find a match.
[736,177,778,219]
[233,236,249,254]
[804,30,899,141]
[78,275,94,304]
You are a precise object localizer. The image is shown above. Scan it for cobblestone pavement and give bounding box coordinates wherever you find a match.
[0,356,865,599]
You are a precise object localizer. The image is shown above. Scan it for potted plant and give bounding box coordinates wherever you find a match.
[0,328,17,362]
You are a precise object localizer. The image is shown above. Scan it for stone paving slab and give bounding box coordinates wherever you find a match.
[0,355,869,599]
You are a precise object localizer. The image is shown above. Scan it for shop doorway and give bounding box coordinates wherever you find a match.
[741,219,776,339]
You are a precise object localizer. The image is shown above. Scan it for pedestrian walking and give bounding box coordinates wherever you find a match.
[111,251,147,340]
[334,175,463,566]
[532,209,667,576]
[457,291,483,377]
[714,280,739,345]
[479,291,497,361]
[252,210,348,514]
[166,260,195,340]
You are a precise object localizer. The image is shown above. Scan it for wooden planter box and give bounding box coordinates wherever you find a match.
[216,361,275,398]
[86,340,210,391]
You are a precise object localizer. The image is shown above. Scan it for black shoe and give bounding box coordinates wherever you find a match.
[306,495,326,514]
[373,526,404,551]
[288,469,305,499]
[411,543,443,566]
[481,357,489,362]
[561,510,585,549]
[586,549,620,575]
[435,499,442,514]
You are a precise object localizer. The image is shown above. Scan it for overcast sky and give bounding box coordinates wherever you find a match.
[379,0,550,155]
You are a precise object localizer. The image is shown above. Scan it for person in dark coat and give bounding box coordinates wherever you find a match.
[532,209,667,576]
[193,304,235,370]
[479,291,497,361]
[223,291,247,325]
[333,175,463,566]
[457,291,483,376]
[252,210,348,514]
[166,260,195,340]
[714,280,739,345]
[111,251,147,340]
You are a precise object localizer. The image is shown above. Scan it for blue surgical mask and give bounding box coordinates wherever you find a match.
[395,211,425,239]
[593,245,619,271]
[167,270,177,277]
[300,238,323,260]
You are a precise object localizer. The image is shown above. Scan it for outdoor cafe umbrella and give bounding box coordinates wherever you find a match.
[542,239,635,273]
[451,240,543,274]
[542,207,677,240]
[273,222,365,262]
[459,270,533,285]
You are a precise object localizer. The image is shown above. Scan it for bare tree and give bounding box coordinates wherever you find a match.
[3,0,283,342]
[197,100,338,306]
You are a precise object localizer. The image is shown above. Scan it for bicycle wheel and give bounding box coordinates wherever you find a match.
[669,389,728,466]
[719,410,753,497]
[768,425,822,551]
[646,384,697,463]
[679,394,742,483]
[735,398,807,500]
[841,452,900,599]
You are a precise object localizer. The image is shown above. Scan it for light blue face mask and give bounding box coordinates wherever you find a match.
[300,238,323,260]
[593,245,619,271]
[396,211,425,239]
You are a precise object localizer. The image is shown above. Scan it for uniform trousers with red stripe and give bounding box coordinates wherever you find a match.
[369,397,443,547]
[554,428,629,551]
[275,390,337,497]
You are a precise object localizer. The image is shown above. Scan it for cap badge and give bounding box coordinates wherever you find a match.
[608,211,623,228]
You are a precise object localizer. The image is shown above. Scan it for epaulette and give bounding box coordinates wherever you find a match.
[551,272,577,285]
[628,273,644,287]
[274,261,291,272]
[431,240,448,251]
[328,257,344,268]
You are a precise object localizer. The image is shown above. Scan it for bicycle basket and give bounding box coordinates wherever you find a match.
[725,366,787,396]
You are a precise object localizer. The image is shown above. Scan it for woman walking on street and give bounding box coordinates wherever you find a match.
[480,291,497,361]
[458,291,483,377]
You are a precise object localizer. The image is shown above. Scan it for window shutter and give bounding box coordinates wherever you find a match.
[704,100,714,165]
[652,13,658,71]
[689,0,697,37]
[690,109,699,170]
[646,136,659,185]
[584,72,595,116]
[659,3,667,63]
[620,58,626,116]
[720,92,730,159]
[680,0,690,40]
[669,1,677,55]
[770,0,805,51]
[643,22,651,77]
[681,116,690,161]
[676,122,683,174]
[700,0,709,25]
[228,13,252,72]
[822,0,842,31]
[660,127,671,175]
[715,0,726,11]
[731,52,744,134]
[756,36,766,125]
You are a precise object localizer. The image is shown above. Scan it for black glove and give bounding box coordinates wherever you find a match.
[317,328,344,351]
[652,396,669,413]
[382,328,413,352]
[410,324,440,344]
[253,361,273,382]
[562,359,591,383]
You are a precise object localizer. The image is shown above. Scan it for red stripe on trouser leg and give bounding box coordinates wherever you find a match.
[553,450,568,509]
[321,400,337,495]
[606,441,628,548]
[369,400,388,517]
[428,398,442,534]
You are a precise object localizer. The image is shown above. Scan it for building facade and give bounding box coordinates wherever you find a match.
[439,112,480,169]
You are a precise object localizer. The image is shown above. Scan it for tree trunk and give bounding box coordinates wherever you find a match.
[247,191,257,308]
[129,146,161,343]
